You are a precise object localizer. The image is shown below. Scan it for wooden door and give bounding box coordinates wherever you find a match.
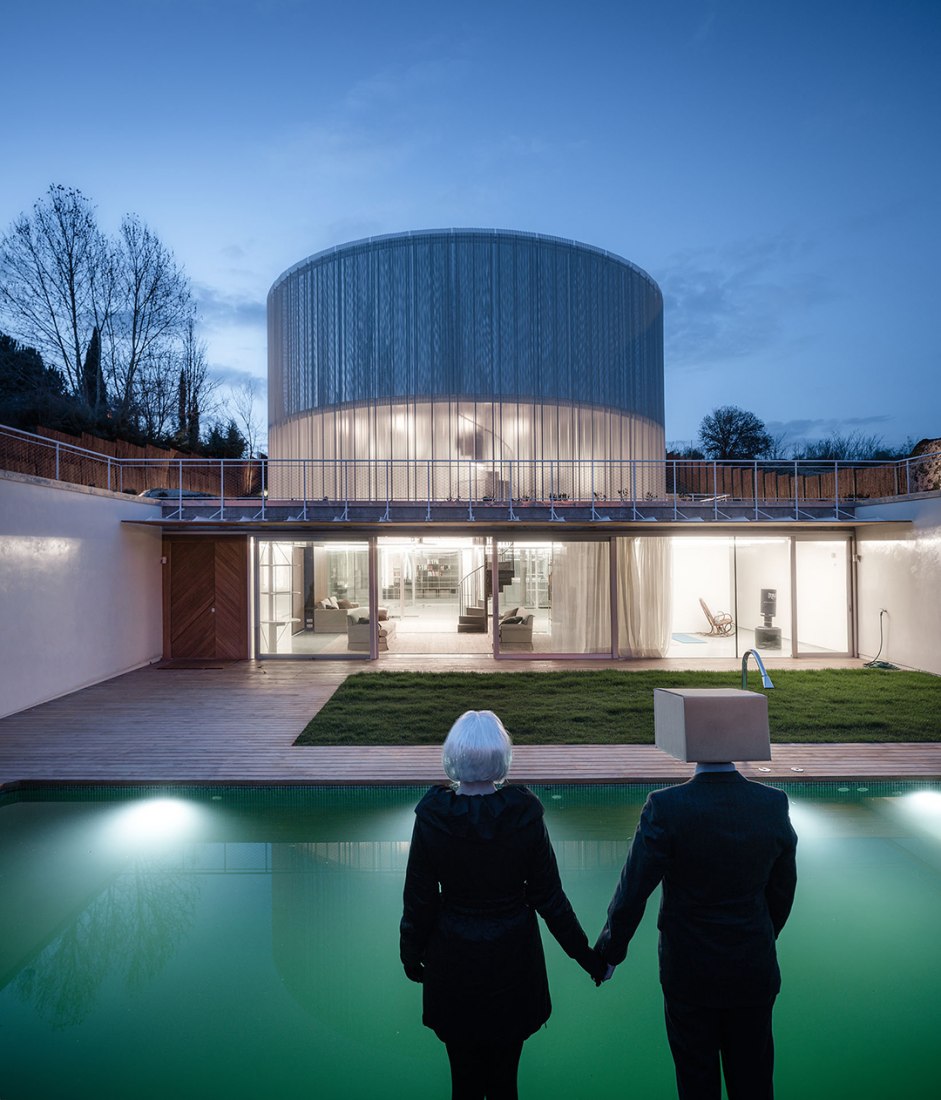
[165,538,249,659]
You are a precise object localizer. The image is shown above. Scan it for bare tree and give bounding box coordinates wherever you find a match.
[230,376,266,458]
[135,348,182,440]
[104,214,192,427]
[0,185,111,395]
[789,431,911,462]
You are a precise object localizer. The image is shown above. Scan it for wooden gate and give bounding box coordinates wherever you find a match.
[164,537,249,660]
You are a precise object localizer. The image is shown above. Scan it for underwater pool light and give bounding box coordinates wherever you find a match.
[112,797,202,846]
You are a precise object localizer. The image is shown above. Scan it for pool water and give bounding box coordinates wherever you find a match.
[0,783,938,1099]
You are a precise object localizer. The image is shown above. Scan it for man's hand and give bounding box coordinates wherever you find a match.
[595,963,616,987]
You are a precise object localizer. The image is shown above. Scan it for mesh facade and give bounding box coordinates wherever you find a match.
[267,229,664,470]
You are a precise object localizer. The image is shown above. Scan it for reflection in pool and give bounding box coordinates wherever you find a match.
[0,783,938,1099]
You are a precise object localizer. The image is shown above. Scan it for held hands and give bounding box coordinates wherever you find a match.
[597,963,617,987]
[583,947,612,987]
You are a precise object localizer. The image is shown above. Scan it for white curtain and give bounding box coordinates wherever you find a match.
[540,537,673,656]
[616,537,673,657]
[549,541,612,653]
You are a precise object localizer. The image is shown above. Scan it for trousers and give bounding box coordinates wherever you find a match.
[444,1038,525,1100]
[663,997,775,1100]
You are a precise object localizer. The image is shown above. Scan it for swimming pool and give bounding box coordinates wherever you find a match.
[0,782,938,1099]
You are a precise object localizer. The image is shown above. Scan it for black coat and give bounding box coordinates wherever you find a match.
[400,784,602,1043]
[595,771,798,1007]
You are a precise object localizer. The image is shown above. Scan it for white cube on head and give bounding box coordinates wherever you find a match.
[654,688,772,762]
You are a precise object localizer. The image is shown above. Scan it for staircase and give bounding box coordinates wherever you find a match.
[457,553,516,633]
[457,606,488,633]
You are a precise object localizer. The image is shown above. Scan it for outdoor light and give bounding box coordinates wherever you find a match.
[110,797,201,848]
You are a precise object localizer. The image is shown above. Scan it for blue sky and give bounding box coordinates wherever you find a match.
[1,0,939,449]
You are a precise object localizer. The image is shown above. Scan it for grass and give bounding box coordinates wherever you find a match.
[295,668,941,746]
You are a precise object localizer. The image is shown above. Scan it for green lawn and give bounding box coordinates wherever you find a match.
[295,668,941,746]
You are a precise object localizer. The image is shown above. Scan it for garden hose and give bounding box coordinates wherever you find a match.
[865,608,898,670]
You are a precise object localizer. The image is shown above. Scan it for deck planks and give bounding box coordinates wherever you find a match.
[1,658,939,787]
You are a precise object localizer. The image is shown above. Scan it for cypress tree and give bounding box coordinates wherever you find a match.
[81,326,105,413]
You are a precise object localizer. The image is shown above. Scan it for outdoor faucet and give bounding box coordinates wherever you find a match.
[741,648,774,691]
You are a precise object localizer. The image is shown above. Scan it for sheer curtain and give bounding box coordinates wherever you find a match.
[545,538,673,656]
[616,537,673,657]
[549,541,611,653]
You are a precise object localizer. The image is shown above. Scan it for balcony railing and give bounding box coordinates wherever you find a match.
[2,423,938,524]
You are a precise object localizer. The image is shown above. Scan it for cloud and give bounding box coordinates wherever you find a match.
[342,55,470,117]
[767,414,893,436]
[763,414,916,451]
[661,233,833,371]
[207,362,268,391]
[194,283,266,328]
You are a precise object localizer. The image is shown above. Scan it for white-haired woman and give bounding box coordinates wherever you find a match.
[400,710,604,1099]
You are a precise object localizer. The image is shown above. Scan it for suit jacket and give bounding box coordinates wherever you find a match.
[595,772,797,1006]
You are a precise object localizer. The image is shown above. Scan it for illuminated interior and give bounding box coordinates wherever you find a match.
[255,534,851,659]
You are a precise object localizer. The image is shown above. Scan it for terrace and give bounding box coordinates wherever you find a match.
[3,423,937,530]
[2,658,940,790]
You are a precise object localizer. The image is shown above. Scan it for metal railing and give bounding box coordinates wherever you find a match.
[2,423,939,523]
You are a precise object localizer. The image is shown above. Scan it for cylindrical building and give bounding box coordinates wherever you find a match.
[267,229,664,499]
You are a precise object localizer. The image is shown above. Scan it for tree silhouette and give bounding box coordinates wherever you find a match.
[80,325,106,414]
[698,405,773,459]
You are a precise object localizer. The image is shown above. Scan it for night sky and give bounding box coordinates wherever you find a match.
[2,0,938,450]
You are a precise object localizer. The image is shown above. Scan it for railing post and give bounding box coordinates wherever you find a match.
[302,459,308,521]
[713,463,719,520]
[672,459,678,520]
[219,458,226,520]
[793,460,799,521]
[507,462,518,521]
[834,459,839,517]
[467,459,475,522]
[549,461,564,522]
[754,461,759,521]
[426,459,433,521]
[55,441,60,482]
[630,457,637,521]
[380,460,391,522]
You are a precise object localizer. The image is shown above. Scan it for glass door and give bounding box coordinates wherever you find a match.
[795,539,851,654]
[733,538,792,657]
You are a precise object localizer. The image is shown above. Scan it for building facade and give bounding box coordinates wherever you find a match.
[268,230,664,501]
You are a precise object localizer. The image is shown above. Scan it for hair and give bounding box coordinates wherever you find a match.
[442,710,513,783]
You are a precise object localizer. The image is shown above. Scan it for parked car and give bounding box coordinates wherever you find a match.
[138,488,215,499]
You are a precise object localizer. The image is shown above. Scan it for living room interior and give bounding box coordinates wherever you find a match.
[255,532,852,660]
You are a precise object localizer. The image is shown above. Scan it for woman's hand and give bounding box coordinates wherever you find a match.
[597,963,617,986]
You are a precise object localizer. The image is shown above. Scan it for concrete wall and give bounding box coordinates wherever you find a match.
[855,495,941,675]
[0,472,164,718]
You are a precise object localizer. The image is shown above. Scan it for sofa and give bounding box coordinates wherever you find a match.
[498,607,534,649]
[312,598,360,633]
[346,607,395,651]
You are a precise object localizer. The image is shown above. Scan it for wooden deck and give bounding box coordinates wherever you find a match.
[1,658,939,788]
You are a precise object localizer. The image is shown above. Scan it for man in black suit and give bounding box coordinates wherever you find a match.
[595,691,798,1100]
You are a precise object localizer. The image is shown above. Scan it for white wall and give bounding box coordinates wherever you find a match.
[855,495,941,675]
[671,538,734,632]
[0,473,164,718]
